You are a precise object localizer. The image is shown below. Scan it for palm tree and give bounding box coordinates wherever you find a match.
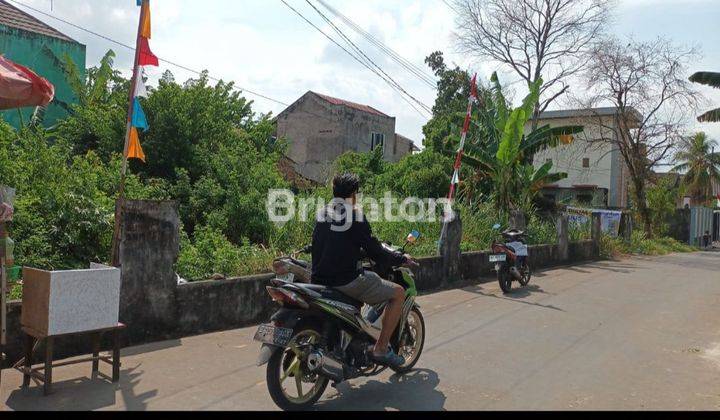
[690,72,720,122]
[672,132,720,205]
[454,73,582,211]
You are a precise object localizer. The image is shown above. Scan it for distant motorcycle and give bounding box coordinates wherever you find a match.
[254,231,425,411]
[489,224,531,294]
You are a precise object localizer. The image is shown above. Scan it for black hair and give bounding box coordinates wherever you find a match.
[333,173,360,199]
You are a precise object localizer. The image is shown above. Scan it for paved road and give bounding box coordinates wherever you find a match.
[2,252,720,411]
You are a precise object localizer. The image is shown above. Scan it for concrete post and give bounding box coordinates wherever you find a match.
[623,213,633,243]
[440,212,462,285]
[591,212,602,256]
[119,200,180,344]
[509,210,526,230]
[557,213,569,262]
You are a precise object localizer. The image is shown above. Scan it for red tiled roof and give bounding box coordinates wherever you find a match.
[0,0,77,43]
[311,91,389,117]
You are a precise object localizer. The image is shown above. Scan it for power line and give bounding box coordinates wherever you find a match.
[9,0,430,128]
[7,0,290,107]
[280,0,431,118]
[316,0,437,88]
[304,0,432,115]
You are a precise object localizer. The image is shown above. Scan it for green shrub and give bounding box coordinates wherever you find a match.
[600,232,696,259]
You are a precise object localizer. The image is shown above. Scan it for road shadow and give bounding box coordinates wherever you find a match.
[315,368,446,411]
[3,363,155,411]
[122,339,182,357]
[463,284,564,312]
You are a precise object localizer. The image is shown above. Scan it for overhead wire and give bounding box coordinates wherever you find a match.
[7,0,416,125]
[315,0,437,89]
[303,0,432,116]
[280,0,432,118]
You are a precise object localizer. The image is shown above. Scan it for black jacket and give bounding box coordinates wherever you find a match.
[311,205,406,287]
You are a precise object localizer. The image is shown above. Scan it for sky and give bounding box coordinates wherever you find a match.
[9,0,720,144]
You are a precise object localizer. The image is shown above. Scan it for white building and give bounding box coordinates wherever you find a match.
[529,107,641,209]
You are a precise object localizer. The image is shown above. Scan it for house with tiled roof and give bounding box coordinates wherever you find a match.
[0,0,86,128]
[276,91,418,183]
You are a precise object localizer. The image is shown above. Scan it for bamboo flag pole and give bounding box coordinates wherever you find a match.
[110,1,149,267]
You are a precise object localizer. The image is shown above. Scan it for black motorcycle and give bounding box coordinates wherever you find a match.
[489,224,531,294]
[254,231,425,411]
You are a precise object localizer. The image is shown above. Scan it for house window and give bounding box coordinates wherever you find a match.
[371,133,385,152]
[577,194,593,205]
[582,158,590,168]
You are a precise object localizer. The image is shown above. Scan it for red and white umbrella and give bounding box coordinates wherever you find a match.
[0,55,54,111]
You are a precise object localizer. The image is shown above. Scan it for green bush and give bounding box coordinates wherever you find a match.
[600,232,696,259]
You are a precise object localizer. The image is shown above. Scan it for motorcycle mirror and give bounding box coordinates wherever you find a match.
[406,230,421,244]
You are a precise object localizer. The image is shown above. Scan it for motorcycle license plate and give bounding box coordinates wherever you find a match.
[489,254,507,263]
[253,324,293,347]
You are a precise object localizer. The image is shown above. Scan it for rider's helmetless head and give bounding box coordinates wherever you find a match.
[333,173,360,206]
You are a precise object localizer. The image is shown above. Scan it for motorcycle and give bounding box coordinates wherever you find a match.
[489,224,531,294]
[254,231,426,411]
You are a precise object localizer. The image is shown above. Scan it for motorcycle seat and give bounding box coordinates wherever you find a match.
[299,284,363,308]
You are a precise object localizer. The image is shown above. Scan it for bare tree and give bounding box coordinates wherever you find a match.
[575,37,703,237]
[453,0,613,127]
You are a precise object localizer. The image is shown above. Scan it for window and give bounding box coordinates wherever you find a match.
[577,194,593,205]
[371,133,385,152]
[582,158,590,168]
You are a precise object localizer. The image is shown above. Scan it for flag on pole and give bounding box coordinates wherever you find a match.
[137,37,159,67]
[124,0,155,161]
[140,1,152,39]
[134,74,148,98]
[127,127,146,162]
[131,98,149,131]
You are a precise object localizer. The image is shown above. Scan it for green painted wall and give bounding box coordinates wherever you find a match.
[0,24,86,128]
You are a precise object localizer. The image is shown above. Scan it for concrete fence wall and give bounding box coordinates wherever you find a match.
[1,202,601,366]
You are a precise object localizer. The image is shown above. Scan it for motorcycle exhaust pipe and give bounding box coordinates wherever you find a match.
[509,266,523,281]
[307,350,345,382]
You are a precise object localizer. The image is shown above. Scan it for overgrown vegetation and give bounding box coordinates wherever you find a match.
[600,232,696,259]
[1,46,697,288]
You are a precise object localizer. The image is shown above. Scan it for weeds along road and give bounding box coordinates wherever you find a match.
[2,251,720,411]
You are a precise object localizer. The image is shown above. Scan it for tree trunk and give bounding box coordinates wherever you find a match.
[633,177,654,239]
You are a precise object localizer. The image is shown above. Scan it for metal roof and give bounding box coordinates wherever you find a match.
[310,91,390,118]
[0,0,78,43]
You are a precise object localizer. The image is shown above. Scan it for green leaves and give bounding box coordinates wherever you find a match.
[689,72,720,89]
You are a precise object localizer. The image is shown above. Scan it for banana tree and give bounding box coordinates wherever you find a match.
[456,73,582,211]
[690,72,720,122]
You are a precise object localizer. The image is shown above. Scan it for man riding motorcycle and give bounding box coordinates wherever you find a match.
[311,173,418,368]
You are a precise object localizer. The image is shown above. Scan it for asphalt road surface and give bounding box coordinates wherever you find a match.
[2,251,720,411]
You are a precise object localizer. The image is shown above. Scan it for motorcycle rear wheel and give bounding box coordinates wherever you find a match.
[266,328,329,411]
[498,267,513,294]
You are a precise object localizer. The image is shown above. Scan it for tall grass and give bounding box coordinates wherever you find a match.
[600,232,696,259]
[176,199,566,281]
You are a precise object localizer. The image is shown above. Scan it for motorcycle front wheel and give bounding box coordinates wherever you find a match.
[392,307,425,374]
[266,328,329,411]
[498,266,513,294]
[518,263,531,287]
